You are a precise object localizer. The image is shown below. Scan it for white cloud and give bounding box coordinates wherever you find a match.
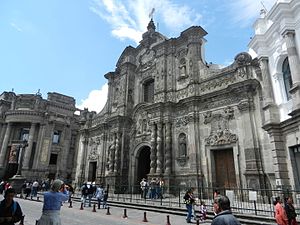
[77,83,108,113]
[228,0,277,26]
[10,22,23,32]
[90,0,203,44]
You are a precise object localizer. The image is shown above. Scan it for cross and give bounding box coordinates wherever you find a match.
[149,8,155,19]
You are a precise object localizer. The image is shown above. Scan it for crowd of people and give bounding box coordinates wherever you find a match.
[139,177,164,199]
[80,182,108,209]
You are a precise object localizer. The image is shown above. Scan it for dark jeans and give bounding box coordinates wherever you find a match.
[186,204,193,222]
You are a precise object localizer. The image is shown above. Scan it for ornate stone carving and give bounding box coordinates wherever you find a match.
[224,106,234,120]
[88,146,98,161]
[234,52,252,66]
[175,114,194,127]
[136,111,151,135]
[176,156,189,167]
[205,127,238,146]
[203,111,212,124]
[178,133,187,157]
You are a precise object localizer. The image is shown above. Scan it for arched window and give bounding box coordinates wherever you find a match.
[282,57,293,100]
[143,79,154,103]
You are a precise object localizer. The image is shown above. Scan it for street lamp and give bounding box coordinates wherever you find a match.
[16,140,28,176]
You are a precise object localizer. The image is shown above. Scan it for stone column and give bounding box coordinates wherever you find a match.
[114,133,120,174]
[156,123,163,175]
[164,122,172,175]
[282,30,300,110]
[23,123,37,169]
[60,126,71,177]
[109,134,115,173]
[80,136,89,184]
[259,57,279,124]
[149,123,157,174]
[0,123,7,151]
[0,122,12,168]
[33,124,45,169]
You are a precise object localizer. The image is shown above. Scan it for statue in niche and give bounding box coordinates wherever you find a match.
[179,58,187,77]
[178,133,187,157]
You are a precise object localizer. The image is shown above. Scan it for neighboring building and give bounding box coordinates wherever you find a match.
[75,18,282,192]
[249,0,300,189]
[0,91,80,182]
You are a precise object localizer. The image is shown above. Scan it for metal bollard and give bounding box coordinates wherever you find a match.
[92,203,96,212]
[80,202,84,210]
[68,200,73,208]
[106,206,111,215]
[142,212,148,222]
[122,208,128,218]
[37,196,40,201]
[166,215,171,225]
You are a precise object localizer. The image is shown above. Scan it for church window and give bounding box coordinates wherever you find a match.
[282,57,293,100]
[143,79,154,103]
[49,153,58,165]
[52,130,61,144]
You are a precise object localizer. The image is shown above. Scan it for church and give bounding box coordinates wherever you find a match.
[0,0,299,192]
[74,0,300,191]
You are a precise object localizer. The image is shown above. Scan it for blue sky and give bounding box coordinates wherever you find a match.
[0,0,276,112]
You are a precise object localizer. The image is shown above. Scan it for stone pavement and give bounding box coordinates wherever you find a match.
[13,197,211,225]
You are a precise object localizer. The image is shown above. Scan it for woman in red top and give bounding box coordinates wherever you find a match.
[274,197,289,225]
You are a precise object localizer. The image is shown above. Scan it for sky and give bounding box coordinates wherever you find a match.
[0,0,277,113]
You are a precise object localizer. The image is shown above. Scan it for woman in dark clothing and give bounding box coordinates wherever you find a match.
[183,188,195,223]
[0,188,23,225]
[285,197,298,225]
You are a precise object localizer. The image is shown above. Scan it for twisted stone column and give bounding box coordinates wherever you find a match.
[114,133,120,173]
[156,123,163,175]
[150,123,157,174]
[109,134,116,172]
[259,57,275,105]
[164,122,172,175]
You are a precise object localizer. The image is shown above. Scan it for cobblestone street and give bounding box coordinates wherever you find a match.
[14,197,211,225]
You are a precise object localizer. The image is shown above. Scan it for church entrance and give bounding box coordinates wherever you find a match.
[88,161,97,182]
[213,148,237,188]
[136,146,151,184]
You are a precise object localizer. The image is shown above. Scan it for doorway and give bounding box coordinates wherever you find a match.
[136,146,151,184]
[88,161,97,182]
[213,148,237,188]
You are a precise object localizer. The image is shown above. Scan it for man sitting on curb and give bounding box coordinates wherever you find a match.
[211,195,241,225]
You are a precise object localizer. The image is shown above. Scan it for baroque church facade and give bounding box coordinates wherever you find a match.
[75,14,298,191]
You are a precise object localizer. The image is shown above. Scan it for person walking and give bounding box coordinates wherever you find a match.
[36,179,69,225]
[211,195,241,225]
[102,190,108,209]
[274,197,289,225]
[285,197,297,225]
[95,185,104,209]
[183,188,195,223]
[0,188,23,225]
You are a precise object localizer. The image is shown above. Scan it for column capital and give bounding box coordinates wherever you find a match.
[282,29,295,38]
[258,56,269,62]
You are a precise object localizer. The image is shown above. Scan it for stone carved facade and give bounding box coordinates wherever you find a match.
[75,15,300,191]
[0,92,80,182]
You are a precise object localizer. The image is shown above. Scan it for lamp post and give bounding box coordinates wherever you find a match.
[10,140,28,194]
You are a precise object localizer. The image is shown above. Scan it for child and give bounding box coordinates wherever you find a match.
[199,201,207,221]
[103,190,108,209]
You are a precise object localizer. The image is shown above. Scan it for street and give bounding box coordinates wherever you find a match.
[12,197,211,225]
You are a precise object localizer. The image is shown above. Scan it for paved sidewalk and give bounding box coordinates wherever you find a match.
[14,197,211,225]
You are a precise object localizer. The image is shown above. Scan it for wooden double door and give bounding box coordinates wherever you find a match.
[214,148,237,188]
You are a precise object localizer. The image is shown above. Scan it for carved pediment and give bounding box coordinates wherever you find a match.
[205,128,238,146]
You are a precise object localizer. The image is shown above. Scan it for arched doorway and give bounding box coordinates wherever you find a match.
[136,146,151,184]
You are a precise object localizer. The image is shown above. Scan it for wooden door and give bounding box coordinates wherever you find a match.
[214,149,236,188]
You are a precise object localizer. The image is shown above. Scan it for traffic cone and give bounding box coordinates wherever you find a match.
[80,202,84,210]
[92,203,96,212]
[142,212,148,222]
[68,201,73,208]
[166,215,171,225]
[123,209,128,218]
[106,206,111,215]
